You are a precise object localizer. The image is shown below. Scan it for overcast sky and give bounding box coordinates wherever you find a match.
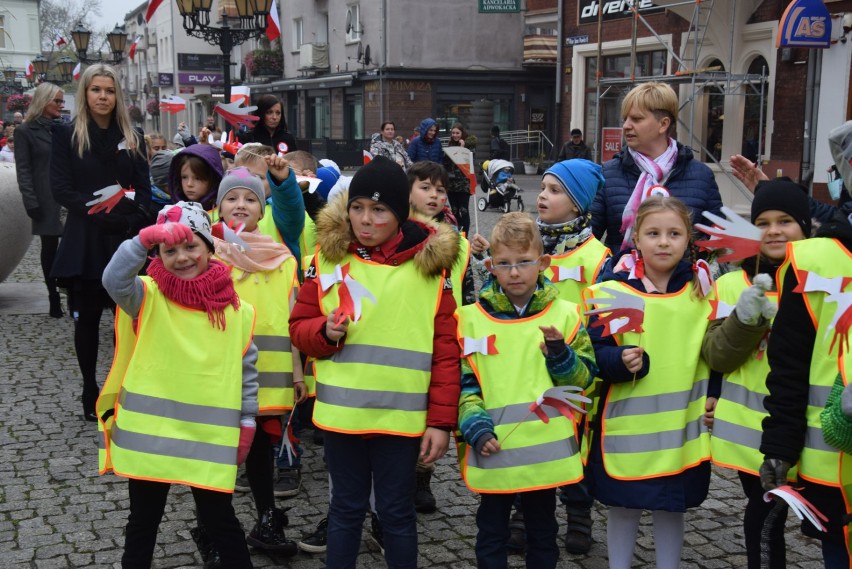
[94,2,140,32]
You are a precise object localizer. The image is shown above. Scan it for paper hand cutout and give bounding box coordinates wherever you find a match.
[585,286,646,336]
[529,386,591,423]
[86,184,133,214]
[695,206,762,263]
[214,101,260,129]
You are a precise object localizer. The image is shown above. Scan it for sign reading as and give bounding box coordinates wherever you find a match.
[601,127,623,162]
[479,0,520,13]
[777,0,831,48]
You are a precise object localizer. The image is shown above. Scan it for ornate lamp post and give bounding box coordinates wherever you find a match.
[31,55,77,84]
[71,22,129,65]
[174,0,271,102]
[1,66,24,95]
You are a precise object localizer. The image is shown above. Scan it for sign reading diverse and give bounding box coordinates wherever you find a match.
[478,0,520,13]
[158,73,173,87]
[777,0,831,48]
[579,0,662,24]
[178,72,224,85]
[177,53,224,72]
[601,128,623,162]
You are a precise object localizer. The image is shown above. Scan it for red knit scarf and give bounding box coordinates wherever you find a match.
[146,258,240,330]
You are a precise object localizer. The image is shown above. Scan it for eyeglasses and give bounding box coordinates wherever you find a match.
[53,99,65,105]
[490,258,541,273]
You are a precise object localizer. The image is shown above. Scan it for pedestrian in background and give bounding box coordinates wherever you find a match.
[239,95,298,155]
[370,121,412,170]
[443,122,473,235]
[407,118,443,164]
[558,128,593,162]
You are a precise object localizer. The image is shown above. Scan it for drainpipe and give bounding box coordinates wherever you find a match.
[800,48,821,190]
[554,0,564,158]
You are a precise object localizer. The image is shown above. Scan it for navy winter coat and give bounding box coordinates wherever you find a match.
[407,118,443,164]
[592,143,723,253]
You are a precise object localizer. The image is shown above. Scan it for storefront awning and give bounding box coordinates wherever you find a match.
[248,73,358,94]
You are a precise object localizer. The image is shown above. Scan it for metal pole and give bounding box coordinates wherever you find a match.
[221,23,233,104]
[555,0,564,153]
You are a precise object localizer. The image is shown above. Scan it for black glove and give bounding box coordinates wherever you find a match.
[759,457,791,491]
[26,207,42,221]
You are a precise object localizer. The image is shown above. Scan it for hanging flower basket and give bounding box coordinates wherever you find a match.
[6,94,32,114]
[245,49,283,78]
[146,98,160,117]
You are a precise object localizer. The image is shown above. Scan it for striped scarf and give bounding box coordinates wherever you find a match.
[620,138,679,249]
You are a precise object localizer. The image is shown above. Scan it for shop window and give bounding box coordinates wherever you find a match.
[742,56,769,164]
[345,93,363,139]
[0,16,5,49]
[308,95,330,138]
[703,59,725,163]
[583,50,667,156]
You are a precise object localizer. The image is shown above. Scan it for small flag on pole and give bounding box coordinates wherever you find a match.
[55,34,67,47]
[72,62,82,81]
[266,0,281,41]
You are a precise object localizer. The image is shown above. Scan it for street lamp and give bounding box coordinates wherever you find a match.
[175,0,270,102]
[0,66,24,95]
[30,55,76,85]
[71,22,129,65]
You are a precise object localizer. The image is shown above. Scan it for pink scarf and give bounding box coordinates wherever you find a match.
[214,230,292,281]
[620,138,679,249]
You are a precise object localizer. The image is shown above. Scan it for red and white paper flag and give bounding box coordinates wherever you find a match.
[443,146,477,195]
[319,263,376,325]
[463,335,498,356]
[363,150,373,165]
[159,95,186,114]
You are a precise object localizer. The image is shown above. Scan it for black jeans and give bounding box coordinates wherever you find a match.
[245,423,275,515]
[67,279,114,414]
[739,471,786,569]
[476,489,559,569]
[123,478,252,568]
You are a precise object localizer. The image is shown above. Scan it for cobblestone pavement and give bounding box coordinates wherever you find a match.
[0,183,826,567]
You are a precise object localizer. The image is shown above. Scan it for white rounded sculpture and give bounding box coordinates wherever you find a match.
[0,163,33,282]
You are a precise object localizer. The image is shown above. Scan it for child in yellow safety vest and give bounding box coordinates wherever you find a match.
[457,212,597,568]
[583,195,712,569]
[701,179,810,568]
[212,166,306,555]
[99,201,257,568]
[759,121,852,567]
[289,156,461,567]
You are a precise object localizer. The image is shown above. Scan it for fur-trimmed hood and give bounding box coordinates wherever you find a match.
[315,192,460,277]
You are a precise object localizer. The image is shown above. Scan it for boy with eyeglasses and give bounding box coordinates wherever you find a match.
[457,212,597,568]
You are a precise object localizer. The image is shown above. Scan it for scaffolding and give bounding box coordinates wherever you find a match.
[592,0,769,201]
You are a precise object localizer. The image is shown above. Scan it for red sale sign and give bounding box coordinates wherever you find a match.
[601,128,623,162]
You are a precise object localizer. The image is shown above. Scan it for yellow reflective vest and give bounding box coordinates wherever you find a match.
[228,256,299,414]
[97,277,256,492]
[548,237,610,305]
[783,238,852,486]
[451,234,471,308]
[456,300,585,493]
[313,253,444,436]
[584,280,711,480]
[709,271,778,476]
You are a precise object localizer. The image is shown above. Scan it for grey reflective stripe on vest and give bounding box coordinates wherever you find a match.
[119,388,241,428]
[604,419,706,454]
[316,383,428,412]
[804,425,836,453]
[605,379,708,419]
[98,430,106,449]
[257,371,294,389]
[719,382,766,414]
[111,424,235,465]
[331,344,432,371]
[808,384,832,409]
[253,335,291,352]
[488,402,563,426]
[468,437,579,469]
[711,418,762,449]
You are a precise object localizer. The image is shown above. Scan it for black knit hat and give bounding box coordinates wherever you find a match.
[751,178,811,236]
[348,156,410,222]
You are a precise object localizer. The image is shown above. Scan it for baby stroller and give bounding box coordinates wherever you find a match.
[477,159,524,213]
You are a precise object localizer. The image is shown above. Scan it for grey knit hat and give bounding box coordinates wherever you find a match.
[216,166,266,208]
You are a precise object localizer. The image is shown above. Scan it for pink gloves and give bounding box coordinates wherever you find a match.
[139,222,194,250]
[236,425,255,465]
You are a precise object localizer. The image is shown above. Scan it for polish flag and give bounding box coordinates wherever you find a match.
[462,335,498,356]
[55,34,67,47]
[24,60,34,79]
[145,0,164,22]
[72,62,82,81]
[362,150,373,165]
[128,35,143,62]
[266,0,281,41]
[443,146,477,195]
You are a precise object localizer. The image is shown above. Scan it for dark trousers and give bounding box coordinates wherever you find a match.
[39,235,59,295]
[739,471,786,569]
[476,489,559,569]
[325,431,420,569]
[447,192,471,236]
[122,478,252,568]
[245,424,275,515]
[68,280,114,414]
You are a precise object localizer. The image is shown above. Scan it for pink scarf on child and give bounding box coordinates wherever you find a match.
[620,138,679,249]
[214,230,293,281]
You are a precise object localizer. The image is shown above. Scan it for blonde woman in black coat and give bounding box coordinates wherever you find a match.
[50,64,152,421]
[15,82,66,317]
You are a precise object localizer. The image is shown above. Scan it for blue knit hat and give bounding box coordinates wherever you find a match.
[543,159,604,215]
[316,166,341,200]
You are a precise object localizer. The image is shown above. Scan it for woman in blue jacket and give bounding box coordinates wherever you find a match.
[407,118,443,164]
[591,82,723,254]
